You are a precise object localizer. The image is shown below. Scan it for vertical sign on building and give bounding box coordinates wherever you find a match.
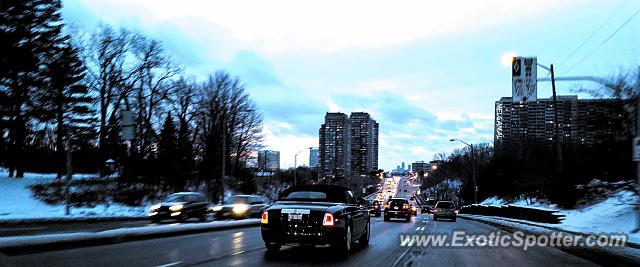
[512,57,537,103]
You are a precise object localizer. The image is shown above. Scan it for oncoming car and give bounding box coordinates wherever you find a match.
[211,195,270,219]
[260,185,370,258]
[148,192,210,223]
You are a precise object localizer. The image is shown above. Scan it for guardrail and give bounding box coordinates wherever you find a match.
[458,204,564,224]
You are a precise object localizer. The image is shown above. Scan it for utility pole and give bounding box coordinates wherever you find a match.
[550,64,563,174]
[635,95,640,233]
[221,119,226,204]
[64,128,73,215]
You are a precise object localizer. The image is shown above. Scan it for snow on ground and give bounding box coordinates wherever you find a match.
[0,169,147,220]
[478,190,639,243]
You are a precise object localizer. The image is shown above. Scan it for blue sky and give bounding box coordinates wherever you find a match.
[61,0,640,170]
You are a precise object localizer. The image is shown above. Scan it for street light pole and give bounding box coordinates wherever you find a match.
[293,147,313,186]
[450,138,477,204]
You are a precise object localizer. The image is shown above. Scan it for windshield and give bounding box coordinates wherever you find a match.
[224,196,249,204]
[436,202,454,209]
[165,194,191,202]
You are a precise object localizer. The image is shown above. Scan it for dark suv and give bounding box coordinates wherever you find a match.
[148,192,210,223]
[433,201,456,222]
[368,200,382,216]
[383,198,411,222]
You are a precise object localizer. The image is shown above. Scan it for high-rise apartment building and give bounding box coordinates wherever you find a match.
[495,96,629,145]
[319,112,379,179]
[350,112,379,175]
[319,113,352,178]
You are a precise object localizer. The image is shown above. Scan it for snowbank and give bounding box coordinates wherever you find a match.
[0,169,147,220]
[478,190,639,243]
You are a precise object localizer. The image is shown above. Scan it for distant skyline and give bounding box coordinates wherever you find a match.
[61,0,640,170]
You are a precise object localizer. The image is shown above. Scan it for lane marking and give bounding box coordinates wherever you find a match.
[231,250,245,256]
[156,261,182,267]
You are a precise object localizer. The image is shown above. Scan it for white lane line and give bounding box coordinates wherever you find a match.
[231,250,245,256]
[156,261,183,267]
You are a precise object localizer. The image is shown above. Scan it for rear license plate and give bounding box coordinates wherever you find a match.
[288,214,303,221]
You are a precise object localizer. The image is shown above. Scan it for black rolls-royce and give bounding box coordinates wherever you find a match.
[260,185,370,257]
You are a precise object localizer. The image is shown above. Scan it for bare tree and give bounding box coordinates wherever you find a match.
[128,36,182,159]
[81,25,139,162]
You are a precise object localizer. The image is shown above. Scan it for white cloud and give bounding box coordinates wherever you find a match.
[77,0,572,55]
[434,112,466,121]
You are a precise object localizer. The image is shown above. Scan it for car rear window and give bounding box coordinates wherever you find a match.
[389,199,407,206]
[283,191,327,200]
[436,202,454,209]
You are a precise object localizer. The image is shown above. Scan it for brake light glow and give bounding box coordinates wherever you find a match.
[384,204,390,209]
[411,206,417,211]
[322,213,334,227]
[261,211,268,224]
[402,204,409,209]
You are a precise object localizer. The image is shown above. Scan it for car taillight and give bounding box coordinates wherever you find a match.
[402,204,409,209]
[323,213,334,227]
[374,204,379,208]
[384,204,390,209]
[434,208,440,213]
[411,206,417,211]
[261,211,268,224]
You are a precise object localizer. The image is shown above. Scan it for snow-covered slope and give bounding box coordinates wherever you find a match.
[0,169,147,220]
[479,183,638,242]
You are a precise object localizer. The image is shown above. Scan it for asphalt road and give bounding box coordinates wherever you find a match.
[3,213,599,267]
[0,177,601,266]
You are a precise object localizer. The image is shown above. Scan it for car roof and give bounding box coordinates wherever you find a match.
[389,198,407,201]
[172,192,203,195]
[283,184,351,193]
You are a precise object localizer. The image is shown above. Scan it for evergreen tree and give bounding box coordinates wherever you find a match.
[158,113,178,186]
[39,42,94,178]
[0,0,66,177]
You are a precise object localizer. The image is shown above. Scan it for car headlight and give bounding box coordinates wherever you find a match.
[211,205,223,212]
[150,204,161,211]
[232,204,249,214]
[169,204,184,211]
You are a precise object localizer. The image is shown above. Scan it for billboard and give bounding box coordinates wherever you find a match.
[512,57,537,103]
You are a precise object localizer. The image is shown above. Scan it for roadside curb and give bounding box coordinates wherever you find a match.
[0,216,146,226]
[0,219,260,255]
[459,214,640,267]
